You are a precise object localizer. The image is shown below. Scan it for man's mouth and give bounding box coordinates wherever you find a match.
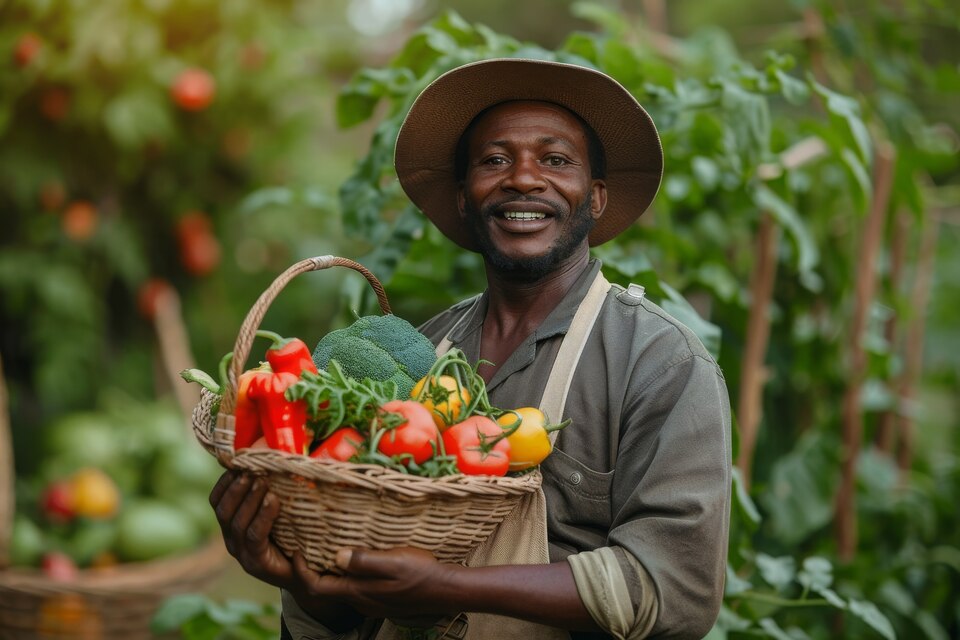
[502,211,548,221]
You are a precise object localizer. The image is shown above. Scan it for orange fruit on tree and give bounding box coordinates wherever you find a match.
[62,200,98,241]
[170,67,216,111]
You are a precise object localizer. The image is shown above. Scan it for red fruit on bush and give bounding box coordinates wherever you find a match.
[176,211,221,276]
[40,87,71,121]
[61,200,98,241]
[13,32,42,68]
[41,481,75,523]
[170,67,216,111]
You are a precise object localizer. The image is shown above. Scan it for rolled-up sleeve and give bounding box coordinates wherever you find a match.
[608,352,731,638]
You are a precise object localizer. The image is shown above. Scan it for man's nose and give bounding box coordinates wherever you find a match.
[501,155,547,193]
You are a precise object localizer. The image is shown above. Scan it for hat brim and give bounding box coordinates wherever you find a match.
[394,58,663,251]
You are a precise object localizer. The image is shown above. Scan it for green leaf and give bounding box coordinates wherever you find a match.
[571,2,629,37]
[731,466,761,528]
[848,599,896,640]
[756,553,796,590]
[720,80,771,170]
[150,593,209,634]
[774,69,810,105]
[657,283,723,359]
[839,147,871,214]
[752,185,820,288]
[797,556,834,590]
[758,617,797,640]
[811,80,872,163]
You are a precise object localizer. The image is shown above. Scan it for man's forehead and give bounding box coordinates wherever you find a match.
[465,100,589,143]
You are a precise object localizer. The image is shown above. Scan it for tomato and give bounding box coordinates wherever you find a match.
[176,211,221,276]
[311,427,364,461]
[442,416,510,476]
[497,407,569,471]
[376,400,440,465]
[411,374,472,430]
[62,200,98,241]
[40,87,70,121]
[69,467,120,519]
[41,481,75,523]
[170,67,216,111]
[13,32,42,68]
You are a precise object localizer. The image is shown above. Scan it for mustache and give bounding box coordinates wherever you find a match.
[480,195,568,217]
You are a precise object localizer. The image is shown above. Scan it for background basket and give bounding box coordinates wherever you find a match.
[192,255,541,573]
[0,304,227,639]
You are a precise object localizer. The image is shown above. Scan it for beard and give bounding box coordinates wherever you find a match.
[464,193,596,283]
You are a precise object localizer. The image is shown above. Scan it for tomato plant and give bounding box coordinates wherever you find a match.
[442,416,510,476]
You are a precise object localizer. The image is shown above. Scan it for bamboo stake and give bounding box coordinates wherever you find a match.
[736,212,781,488]
[152,286,201,422]
[895,211,941,474]
[876,210,909,454]
[736,137,827,488]
[835,142,896,562]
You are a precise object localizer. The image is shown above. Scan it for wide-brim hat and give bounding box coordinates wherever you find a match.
[394,57,663,251]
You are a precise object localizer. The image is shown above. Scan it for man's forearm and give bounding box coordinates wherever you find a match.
[443,561,601,631]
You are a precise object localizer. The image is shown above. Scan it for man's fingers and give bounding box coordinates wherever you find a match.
[229,476,269,542]
[208,470,236,509]
[244,488,280,552]
[336,548,401,578]
[293,553,346,597]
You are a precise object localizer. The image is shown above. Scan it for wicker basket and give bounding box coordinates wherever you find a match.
[192,255,541,573]
[0,334,227,639]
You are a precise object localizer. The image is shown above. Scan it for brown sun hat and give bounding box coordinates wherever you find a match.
[394,57,663,251]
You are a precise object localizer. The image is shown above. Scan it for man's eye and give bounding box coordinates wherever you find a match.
[483,156,507,165]
[544,156,568,166]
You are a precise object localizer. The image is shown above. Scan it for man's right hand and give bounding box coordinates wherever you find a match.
[209,470,364,632]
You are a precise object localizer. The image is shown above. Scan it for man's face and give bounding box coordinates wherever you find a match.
[457,101,607,280]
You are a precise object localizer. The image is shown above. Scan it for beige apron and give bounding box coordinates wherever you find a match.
[376,271,611,640]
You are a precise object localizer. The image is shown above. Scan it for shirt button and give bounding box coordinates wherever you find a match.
[569,472,583,485]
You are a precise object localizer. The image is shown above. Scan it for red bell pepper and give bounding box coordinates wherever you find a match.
[233,363,272,450]
[255,330,318,376]
[249,370,308,454]
[311,427,365,461]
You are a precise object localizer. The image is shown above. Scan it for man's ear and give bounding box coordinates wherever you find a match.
[457,184,467,220]
[590,179,608,221]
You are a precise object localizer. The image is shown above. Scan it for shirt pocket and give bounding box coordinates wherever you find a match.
[542,447,614,533]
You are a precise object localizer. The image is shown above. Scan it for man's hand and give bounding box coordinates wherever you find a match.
[292,547,461,623]
[210,470,294,588]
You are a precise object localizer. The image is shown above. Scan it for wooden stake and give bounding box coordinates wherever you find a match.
[876,211,909,454]
[896,211,941,474]
[736,212,781,488]
[836,142,896,562]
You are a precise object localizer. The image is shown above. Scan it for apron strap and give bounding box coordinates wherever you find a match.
[538,270,611,434]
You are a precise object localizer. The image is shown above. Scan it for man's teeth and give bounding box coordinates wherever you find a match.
[503,211,546,221]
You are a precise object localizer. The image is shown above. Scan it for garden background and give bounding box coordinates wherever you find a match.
[1,0,958,638]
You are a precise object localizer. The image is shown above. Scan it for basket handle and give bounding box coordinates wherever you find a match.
[219,256,391,417]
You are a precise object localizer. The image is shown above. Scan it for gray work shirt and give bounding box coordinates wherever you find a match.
[418,259,732,638]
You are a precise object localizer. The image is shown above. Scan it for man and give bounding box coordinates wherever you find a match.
[210,58,732,639]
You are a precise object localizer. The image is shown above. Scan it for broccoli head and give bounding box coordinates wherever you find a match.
[312,314,438,397]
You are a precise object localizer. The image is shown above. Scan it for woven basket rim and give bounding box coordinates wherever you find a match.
[0,536,226,595]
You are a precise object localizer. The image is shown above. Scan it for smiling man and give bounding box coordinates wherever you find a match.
[211,58,732,640]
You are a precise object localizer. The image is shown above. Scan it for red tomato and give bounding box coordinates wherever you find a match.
[13,32,42,68]
[170,67,216,111]
[376,400,440,465]
[41,481,75,523]
[311,427,364,461]
[176,212,221,276]
[40,87,70,121]
[442,416,511,476]
[61,201,98,241]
